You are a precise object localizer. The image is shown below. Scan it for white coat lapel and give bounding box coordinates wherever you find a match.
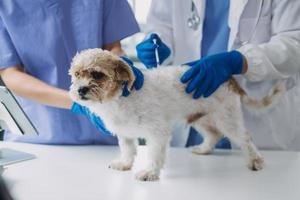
[228,0,249,50]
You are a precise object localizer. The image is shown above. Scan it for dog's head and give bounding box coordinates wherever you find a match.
[69,48,135,103]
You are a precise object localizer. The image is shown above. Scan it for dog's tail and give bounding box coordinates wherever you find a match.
[240,81,285,111]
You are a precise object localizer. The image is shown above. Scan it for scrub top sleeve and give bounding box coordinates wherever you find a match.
[102,0,140,45]
[0,17,21,68]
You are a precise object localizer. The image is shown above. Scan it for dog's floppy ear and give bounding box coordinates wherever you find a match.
[114,60,135,90]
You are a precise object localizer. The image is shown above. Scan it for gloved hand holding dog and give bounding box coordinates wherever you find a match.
[181,51,246,99]
[70,56,144,135]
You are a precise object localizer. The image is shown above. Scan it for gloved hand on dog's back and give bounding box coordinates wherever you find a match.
[181,51,246,99]
[136,33,171,68]
[70,56,144,135]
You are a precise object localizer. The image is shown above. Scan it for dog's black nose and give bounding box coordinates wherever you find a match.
[78,86,89,96]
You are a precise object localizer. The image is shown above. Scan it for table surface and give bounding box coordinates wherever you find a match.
[1,142,300,200]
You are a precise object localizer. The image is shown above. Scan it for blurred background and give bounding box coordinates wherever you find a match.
[122,0,152,59]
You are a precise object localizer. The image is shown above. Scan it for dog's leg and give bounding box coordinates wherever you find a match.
[135,135,170,181]
[240,132,264,171]
[189,116,222,155]
[226,130,264,171]
[109,136,137,171]
[216,108,264,171]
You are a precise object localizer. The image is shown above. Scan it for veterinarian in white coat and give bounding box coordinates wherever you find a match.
[137,0,300,150]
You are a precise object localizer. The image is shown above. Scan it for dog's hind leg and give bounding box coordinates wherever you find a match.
[239,132,264,171]
[225,130,264,171]
[189,116,222,155]
[109,136,137,171]
[135,135,171,181]
[216,108,264,171]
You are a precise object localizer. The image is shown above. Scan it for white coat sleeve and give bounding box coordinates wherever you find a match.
[144,0,174,64]
[238,0,300,82]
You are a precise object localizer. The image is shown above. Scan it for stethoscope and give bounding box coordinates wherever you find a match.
[187,1,200,30]
[187,0,264,45]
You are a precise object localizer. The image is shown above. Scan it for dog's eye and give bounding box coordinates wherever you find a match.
[91,71,105,80]
[75,72,80,77]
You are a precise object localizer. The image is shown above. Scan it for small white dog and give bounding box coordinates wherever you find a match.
[69,48,284,181]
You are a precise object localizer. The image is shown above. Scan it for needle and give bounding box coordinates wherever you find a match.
[153,38,160,67]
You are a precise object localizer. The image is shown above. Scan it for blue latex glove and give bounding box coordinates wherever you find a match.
[181,51,244,99]
[70,102,112,135]
[70,57,144,135]
[120,56,144,97]
[136,33,171,68]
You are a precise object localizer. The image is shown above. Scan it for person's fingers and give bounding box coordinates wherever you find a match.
[122,85,130,97]
[180,64,201,83]
[93,116,104,127]
[149,33,159,40]
[183,60,199,67]
[158,45,171,62]
[132,68,144,90]
[138,51,156,59]
[185,67,206,93]
[193,68,213,99]
[136,42,157,51]
[139,58,157,68]
[203,83,219,98]
[137,48,157,68]
[149,33,162,45]
[70,102,85,114]
[203,68,218,97]
[136,42,145,51]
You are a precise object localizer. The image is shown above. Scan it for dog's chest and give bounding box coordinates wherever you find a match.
[93,104,145,138]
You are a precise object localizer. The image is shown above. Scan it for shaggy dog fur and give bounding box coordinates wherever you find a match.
[69,48,285,181]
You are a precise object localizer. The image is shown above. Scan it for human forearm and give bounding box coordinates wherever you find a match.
[238,0,300,82]
[238,32,300,82]
[0,41,126,109]
[103,41,126,56]
[0,66,72,109]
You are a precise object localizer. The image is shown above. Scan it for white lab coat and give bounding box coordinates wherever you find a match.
[145,0,300,150]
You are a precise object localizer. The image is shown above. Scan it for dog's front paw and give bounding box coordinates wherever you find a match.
[109,160,132,171]
[135,170,159,181]
[191,145,213,155]
[248,156,264,171]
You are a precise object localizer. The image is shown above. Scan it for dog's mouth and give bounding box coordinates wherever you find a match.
[76,91,103,103]
[70,81,109,103]
[79,95,89,101]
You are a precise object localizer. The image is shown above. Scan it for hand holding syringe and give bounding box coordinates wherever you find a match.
[136,33,171,68]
